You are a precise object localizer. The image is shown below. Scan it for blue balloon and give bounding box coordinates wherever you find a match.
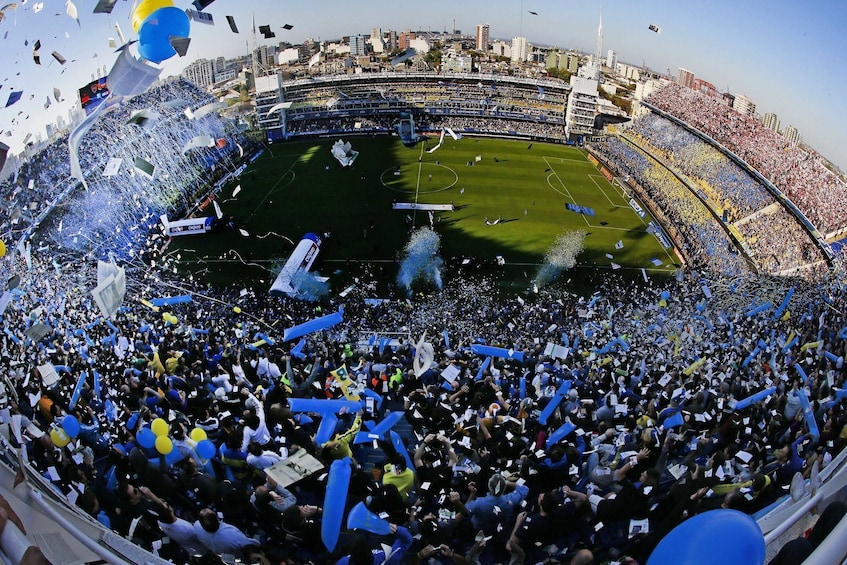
[196,439,216,459]
[138,7,190,64]
[137,427,156,449]
[62,414,81,438]
[647,509,765,565]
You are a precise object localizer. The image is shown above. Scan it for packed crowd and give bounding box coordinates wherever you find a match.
[621,113,825,275]
[1,78,254,263]
[646,83,847,235]
[589,136,752,278]
[2,233,846,564]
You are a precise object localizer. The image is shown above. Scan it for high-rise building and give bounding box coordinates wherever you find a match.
[606,49,616,69]
[385,30,397,51]
[762,112,780,132]
[783,125,800,146]
[349,35,367,57]
[371,27,382,39]
[183,58,215,88]
[566,52,580,74]
[214,56,227,74]
[511,36,528,62]
[732,94,756,117]
[398,31,416,50]
[677,67,695,88]
[475,24,490,52]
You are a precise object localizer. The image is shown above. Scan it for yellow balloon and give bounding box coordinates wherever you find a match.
[131,0,174,33]
[190,428,207,443]
[233,306,242,314]
[155,435,173,455]
[50,428,70,447]
[0,239,5,257]
[151,417,169,437]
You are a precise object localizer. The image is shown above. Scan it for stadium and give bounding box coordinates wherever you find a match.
[0,5,846,565]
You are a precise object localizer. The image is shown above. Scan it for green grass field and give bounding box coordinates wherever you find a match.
[170,135,678,294]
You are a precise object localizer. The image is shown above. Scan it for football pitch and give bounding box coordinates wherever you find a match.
[170,135,678,294]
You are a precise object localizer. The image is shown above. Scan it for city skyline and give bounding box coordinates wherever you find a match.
[0,0,845,171]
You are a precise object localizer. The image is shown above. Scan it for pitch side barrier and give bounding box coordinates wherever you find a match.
[642,103,834,265]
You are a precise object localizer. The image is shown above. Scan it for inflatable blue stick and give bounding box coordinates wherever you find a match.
[322,458,352,552]
[287,398,362,414]
[283,308,344,342]
[733,387,777,411]
[69,371,88,410]
[254,332,274,346]
[538,381,573,425]
[93,370,101,399]
[476,356,492,381]
[572,334,579,351]
[470,344,524,362]
[796,389,820,441]
[443,330,450,349]
[105,320,119,333]
[742,347,761,368]
[150,295,192,307]
[519,376,526,399]
[825,351,841,363]
[794,364,809,383]
[315,413,339,446]
[782,336,798,354]
[354,411,404,444]
[746,302,772,317]
[546,421,576,449]
[361,388,383,410]
[346,501,392,535]
[773,288,794,320]
[840,327,847,340]
[390,430,415,472]
[562,333,570,347]
[379,337,389,356]
[290,339,307,359]
[54,365,72,374]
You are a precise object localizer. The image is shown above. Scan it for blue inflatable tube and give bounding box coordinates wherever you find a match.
[476,356,492,381]
[443,330,450,350]
[283,308,344,342]
[794,364,809,383]
[773,288,794,320]
[797,389,820,441]
[69,371,88,410]
[734,387,776,411]
[538,381,573,425]
[322,458,352,552]
[150,295,192,307]
[470,344,524,362]
[290,339,307,359]
[746,302,772,317]
[390,430,415,472]
[546,421,576,448]
[346,501,392,535]
[354,411,404,444]
[742,347,761,368]
[315,413,339,446]
[287,398,361,414]
[825,351,841,363]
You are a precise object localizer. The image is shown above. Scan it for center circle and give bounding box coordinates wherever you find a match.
[380,162,458,195]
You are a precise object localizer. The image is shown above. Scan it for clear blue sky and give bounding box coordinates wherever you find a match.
[1,0,845,171]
